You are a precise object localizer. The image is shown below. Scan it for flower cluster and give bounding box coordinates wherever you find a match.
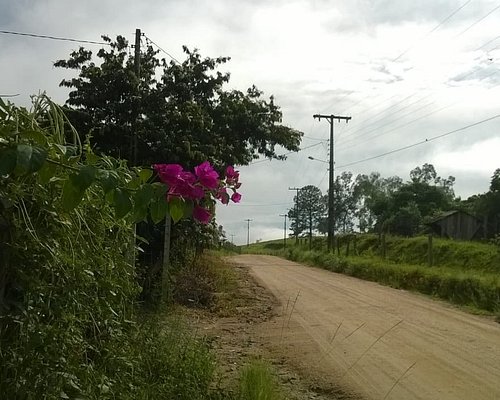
[153,161,241,224]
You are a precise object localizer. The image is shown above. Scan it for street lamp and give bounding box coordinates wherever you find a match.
[308,156,328,163]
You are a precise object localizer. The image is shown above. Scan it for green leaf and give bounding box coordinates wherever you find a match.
[71,165,97,191]
[138,168,153,183]
[183,200,194,218]
[150,197,169,224]
[16,144,47,174]
[97,170,119,193]
[61,179,84,212]
[131,184,154,223]
[113,188,132,219]
[169,197,185,223]
[37,161,57,185]
[25,130,48,146]
[0,147,17,175]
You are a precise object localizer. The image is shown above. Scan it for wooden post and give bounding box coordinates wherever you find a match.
[381,234,386,259]
[162,216,172,302]
[428,234,433,267]
[346,236,350,257]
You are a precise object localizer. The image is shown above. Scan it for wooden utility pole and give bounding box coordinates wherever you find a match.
[245,219,252,247]
[313,114,351,252]
[133,28,141,166]
[279,213,288,250]
[289,187,301,244]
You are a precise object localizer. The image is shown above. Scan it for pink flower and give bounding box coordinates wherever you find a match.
[194,161,219,189]
[225,166,239,184]
[231,192,242,203]
[154,164,183,186]
[193,205,212,224]
[216,187,230,204]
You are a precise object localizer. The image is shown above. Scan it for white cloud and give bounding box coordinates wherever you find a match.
[2,0,500,243]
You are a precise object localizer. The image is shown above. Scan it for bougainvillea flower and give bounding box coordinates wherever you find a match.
[194,161,219,189]
[231,192,242,203]
[216,187,230,205]
[225,166,239,184]
[154,164,183,186]
[193,204,212,224]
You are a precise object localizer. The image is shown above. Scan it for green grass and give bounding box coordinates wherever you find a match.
[243,236,500,313]
[239,360,282,400]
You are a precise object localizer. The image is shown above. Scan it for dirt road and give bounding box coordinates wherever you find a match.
[230,254,500,400]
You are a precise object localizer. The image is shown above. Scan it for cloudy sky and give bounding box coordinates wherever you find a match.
[1,0,499,244]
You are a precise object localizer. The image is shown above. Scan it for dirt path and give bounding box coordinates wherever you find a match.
[229,254,500,400]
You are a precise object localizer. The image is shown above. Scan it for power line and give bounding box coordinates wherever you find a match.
[0,29,109,46]
[455,2,500,37]
[143,34,181,64]
[336,113,500,169]
[393,0,473,62]
[0,93,19,97]
[248,142,323,165]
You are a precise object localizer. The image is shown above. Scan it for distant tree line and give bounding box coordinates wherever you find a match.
[288,163,500,239]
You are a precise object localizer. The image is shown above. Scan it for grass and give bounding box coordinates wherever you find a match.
[239,360,282,400]
[243,236,500,314]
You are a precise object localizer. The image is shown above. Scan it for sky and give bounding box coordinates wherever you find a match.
[1,0,499,244]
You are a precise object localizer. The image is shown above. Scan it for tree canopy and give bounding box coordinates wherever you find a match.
[54,35,302,169]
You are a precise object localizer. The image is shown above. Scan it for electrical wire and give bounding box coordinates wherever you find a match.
[455,2,500,37]
[393,0,473,62]
[248,142,323,165]
[0,29,109,45]
[336,113,500,169]
[143,34,181,64]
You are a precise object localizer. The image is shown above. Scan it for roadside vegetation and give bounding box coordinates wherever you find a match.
[1,29,292,398]
[244,235,500,314]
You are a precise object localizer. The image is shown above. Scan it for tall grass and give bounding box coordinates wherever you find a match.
[239,360,282,400]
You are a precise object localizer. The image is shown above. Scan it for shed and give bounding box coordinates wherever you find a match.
[426,210,482,240]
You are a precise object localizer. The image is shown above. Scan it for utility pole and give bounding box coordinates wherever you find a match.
[288,187,301,244]
[230,234,235,244]
[279,213,288,250]
[313,114,351,252]
[133,28,141,166]
[245,219,253,247]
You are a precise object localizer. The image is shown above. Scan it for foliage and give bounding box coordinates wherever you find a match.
[288,185,326,240]
[353,164,455,234]
[54,35,302,169]
[0,96,238,399]
[239,360,282,400]
[463,168,500,238]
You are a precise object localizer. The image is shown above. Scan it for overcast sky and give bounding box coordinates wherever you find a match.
[1,0,499,244]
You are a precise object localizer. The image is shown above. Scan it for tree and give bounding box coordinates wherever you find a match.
[353,172,402,232]
[288,185,326,247]
[54,36,302,169]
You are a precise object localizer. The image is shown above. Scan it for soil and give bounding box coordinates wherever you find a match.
[184,254,500,399]
[228,254,500,400]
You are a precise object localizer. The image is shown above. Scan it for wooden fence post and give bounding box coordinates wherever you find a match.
[381,234,386,259]
[428,234,433,267]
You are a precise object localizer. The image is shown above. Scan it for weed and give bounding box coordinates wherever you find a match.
[239,360,282,400]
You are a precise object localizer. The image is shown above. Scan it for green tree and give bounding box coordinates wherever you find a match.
[288,185,326,246]
[54,36,302,169]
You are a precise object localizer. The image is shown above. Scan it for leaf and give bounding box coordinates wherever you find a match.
[113,188,132,219]
[25,129,48,146]
[71,165,97,191]
[138,168,153,183]
[131,184,153,222]
[0,147,17,175]
[169,197,185,223]
[183,200,194,218]
[150,197,169,224]
[16,144,47,173]
[61,179,85,212]
[97,170,119,193]
[37,161,57,185]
